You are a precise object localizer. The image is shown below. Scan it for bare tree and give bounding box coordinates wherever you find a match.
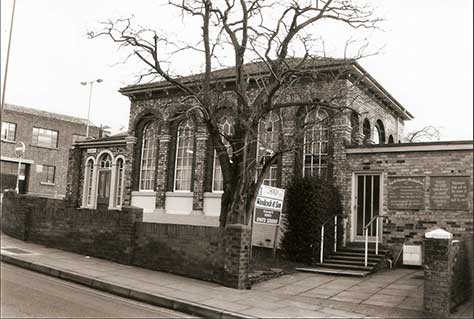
[404,125,441,143]
[88,0,381,227]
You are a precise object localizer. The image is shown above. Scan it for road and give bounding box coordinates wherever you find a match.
[1,263,192,318]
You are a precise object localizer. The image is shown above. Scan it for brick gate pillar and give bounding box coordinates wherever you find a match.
[423,228,453,317]
[223,224,251,289]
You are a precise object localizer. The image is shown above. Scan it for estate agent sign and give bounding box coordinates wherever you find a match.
[254,184,285,225]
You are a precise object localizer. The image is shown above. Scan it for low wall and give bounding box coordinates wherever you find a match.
[1,191,142,264]
[134,223,225,283]
[1,191,250,289]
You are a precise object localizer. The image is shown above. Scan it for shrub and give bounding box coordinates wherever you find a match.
[281,176,342,264]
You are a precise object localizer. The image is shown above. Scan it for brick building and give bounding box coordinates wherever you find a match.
[1,104,100,198]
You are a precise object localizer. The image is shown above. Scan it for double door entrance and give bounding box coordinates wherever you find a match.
[353,173,383,241]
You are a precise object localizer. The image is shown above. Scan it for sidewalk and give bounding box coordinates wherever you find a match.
[0,233,446,318]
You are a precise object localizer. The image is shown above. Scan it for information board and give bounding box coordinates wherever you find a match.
[254,185,285,225]
[430,176,470,210]
[388,176,425,210]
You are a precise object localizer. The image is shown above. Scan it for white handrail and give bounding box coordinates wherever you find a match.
[320,224,325,263]
[363,215,384,267]
[334,215,337,253]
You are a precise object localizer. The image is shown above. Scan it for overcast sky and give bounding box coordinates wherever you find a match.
[1,0,472,140]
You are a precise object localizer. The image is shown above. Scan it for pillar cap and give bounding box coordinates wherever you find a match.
[425,228,453,240]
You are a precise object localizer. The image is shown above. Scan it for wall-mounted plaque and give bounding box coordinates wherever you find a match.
[388,176,425,210]
[430,176,470,210]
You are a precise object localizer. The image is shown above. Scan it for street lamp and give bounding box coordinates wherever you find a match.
[80,78,103,138]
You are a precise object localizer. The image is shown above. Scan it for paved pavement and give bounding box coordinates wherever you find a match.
[1,233,472,318]
[1,263,189,318]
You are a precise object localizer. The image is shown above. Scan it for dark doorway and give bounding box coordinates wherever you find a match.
[97,170,111,209]
[355,174,381,239]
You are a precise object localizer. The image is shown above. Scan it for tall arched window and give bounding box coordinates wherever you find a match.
[257,111,280,186]
[213,117,233,192]
[115,158,124,207]
[140,121,159,190]
[363,119,371,143]
[374,120,386,145]
[84,158,94,206]
[303,109,329,177]
[174,119,194,191]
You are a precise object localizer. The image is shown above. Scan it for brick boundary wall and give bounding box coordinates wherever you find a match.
[1,191,251,289]
[423,229,472,318]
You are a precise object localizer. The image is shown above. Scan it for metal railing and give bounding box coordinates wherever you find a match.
[363,215,386,267]
[320,215,347,264]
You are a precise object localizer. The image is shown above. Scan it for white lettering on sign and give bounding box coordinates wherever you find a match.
[87,148,97,154]
[255,197,283,210]
[254,185,286,225]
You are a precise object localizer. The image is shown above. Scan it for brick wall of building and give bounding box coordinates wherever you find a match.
[344,144,473,254]
[1,106,100,197]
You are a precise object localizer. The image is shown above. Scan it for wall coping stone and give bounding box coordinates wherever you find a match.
[425,228,453,240]
[226,224,251,230]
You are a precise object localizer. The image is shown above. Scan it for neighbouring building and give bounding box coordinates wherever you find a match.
[66,58,473,254]
[1,103,101,198]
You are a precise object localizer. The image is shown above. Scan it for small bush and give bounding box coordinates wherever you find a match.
[281,176,342,264]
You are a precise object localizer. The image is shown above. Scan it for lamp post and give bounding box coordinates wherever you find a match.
[80,79,103,138]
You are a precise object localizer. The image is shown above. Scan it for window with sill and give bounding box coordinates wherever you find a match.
[174,119,194,191]
[115,158,125,207]
[303,109,329,178]
[257,111,281,187]
[41,165,55,184]
[32,127,58,148]
[213,117,233,192]
[1,121,16,142]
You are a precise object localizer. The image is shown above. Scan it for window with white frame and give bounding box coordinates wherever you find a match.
[174,119,194,191]
[213,117,233,192]
[139,121,159,190]
[257,111,280,187]
[1,121,16,141]
[32,127,58,148]
[85,158,94,206]
[115,158,124,207]
[303,109,329,177]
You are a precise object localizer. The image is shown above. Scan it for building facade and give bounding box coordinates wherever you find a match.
[71,59,467,251]
[1,104,100,197]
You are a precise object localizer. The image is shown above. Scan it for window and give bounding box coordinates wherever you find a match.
[374,120,385,145]
[85,159,94,206]
[100,153,112,168]
[303,110,329,177]
[32,127,58,148]
[213,117,233,192]
[139,121,159,190]
[363,119,371,143]
[115,158,124,207]
[174,119,194,191]
[72,134,86,144]
[1,121,16,141]
[41,165,55,184]
[388,135,394,144]
[257,111,280,187]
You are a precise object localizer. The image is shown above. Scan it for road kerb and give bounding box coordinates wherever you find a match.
[0,253,255,319]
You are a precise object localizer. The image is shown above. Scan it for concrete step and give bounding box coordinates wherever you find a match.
[324,258,378,267]
[332,251,384,259]
[328,255,381,262]
[338,247,391,255]
[314,262,373,272]
[296,267,370,277]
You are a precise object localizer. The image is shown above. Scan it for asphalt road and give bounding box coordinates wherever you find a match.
[0,263,192,318]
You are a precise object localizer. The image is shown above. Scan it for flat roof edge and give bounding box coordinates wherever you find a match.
[346,140,473,154]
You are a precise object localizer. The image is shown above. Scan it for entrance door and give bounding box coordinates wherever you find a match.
[354,174,382,240]
[97,170,111,208]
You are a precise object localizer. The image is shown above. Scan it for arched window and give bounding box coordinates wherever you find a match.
[139,121,159,190]
[100,153,112,168]
[174,119,194,191]
[303,109,329,177]
[257,111,280,186]
[363,119,371,143]
[374,120,385,145]
[84,158,94,206]
[388,135,394,144]
[213,117,233,192]
[115,158,124,207]
[350,111,360,145]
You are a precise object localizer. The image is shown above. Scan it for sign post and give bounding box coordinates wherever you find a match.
[254,184,286,258]
[14,141,25,193]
